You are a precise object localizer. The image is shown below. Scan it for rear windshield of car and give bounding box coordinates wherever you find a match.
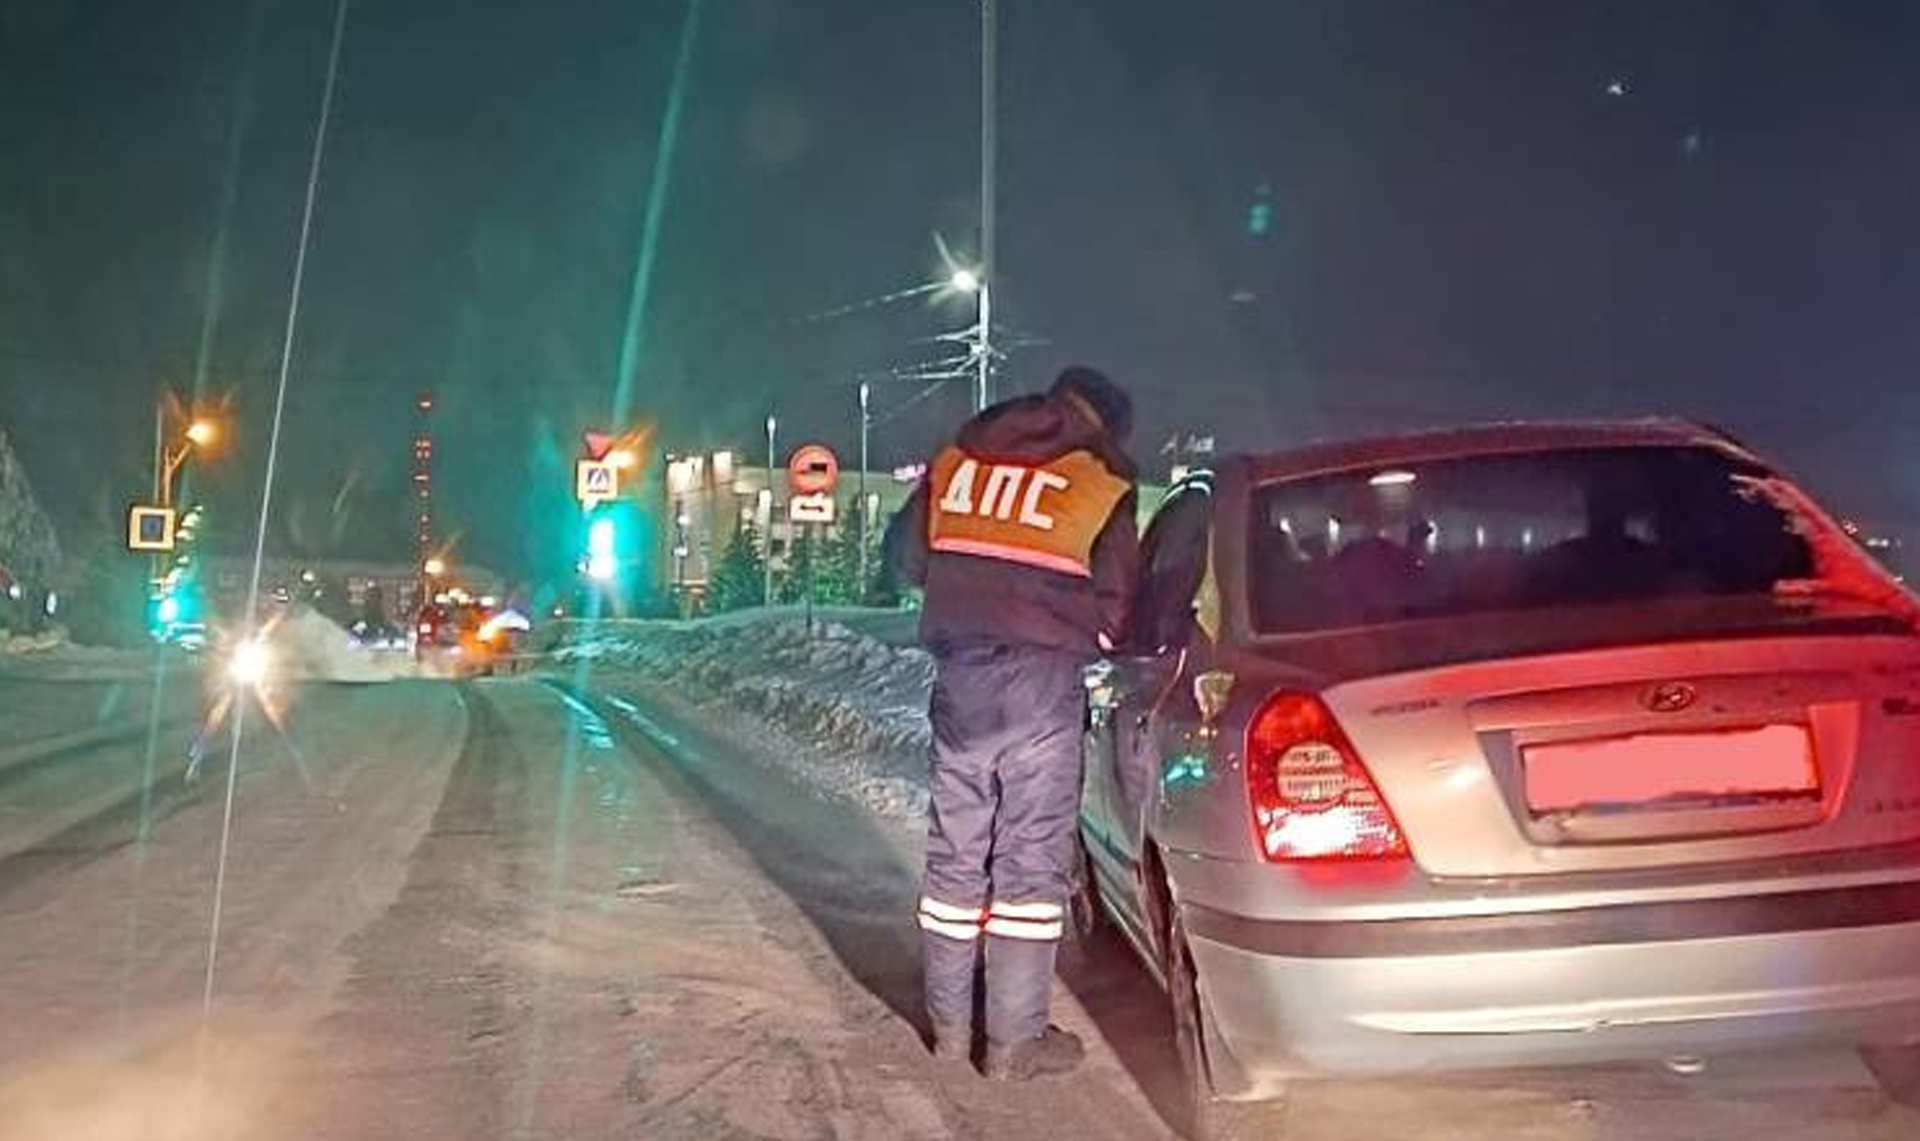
[1248,445,1815,635]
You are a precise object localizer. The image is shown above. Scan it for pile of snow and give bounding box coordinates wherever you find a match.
[1,611,415,685]
[2,629,64,655]
[556,615,937,818]
[0,640,178,682]
[261,609,415,683]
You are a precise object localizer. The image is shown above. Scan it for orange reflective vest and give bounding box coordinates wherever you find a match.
[926,446,1131,579]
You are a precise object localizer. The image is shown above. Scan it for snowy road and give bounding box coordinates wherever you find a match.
[0,676,1170,1140]
[0,668,1915,1140]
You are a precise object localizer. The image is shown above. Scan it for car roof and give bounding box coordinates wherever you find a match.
[1227,418,1760,484]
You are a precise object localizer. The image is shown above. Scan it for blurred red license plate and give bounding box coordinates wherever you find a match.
[1524,724,1818,812]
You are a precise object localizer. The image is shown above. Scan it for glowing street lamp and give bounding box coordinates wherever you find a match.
[942,266,991,409]
[422,556,447,578]
[159,415,223,507]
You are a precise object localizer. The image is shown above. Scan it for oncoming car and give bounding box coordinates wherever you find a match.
[1073,420,1920,1136]
[413,591,531,677]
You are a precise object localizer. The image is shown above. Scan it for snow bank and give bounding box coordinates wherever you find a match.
[0,612,415,684]
[0,639,178,682]
[555,614,936,818]
[2,630,65,655]
[263,609,416,684]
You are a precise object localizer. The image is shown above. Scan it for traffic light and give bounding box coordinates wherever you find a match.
[147,503,208,644]
[1247,183,1275,238]
[586,515,618,582]
[575,498,653,616]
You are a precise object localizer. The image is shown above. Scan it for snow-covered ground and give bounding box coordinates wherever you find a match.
[551,612,937,819]
[0,638,184,683]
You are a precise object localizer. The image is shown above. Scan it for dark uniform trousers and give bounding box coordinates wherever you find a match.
[918,642,1086,1045]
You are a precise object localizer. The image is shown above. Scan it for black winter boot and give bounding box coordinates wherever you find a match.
[983,1026,1084,1081]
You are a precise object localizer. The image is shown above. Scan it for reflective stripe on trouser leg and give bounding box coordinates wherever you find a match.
[920,647,1008,1033]
[984,899,1065,941]
[983,649,1087,1045]
[918,896,987,941]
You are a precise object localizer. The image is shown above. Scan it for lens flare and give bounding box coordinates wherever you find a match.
[227,639,271,688]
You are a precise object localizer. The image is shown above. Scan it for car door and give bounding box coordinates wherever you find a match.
[1083,479,1216,935]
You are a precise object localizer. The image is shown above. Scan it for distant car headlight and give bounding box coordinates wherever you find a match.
[227,639,272,687]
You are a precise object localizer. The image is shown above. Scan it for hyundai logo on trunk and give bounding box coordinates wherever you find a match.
[1643,682,1699,713]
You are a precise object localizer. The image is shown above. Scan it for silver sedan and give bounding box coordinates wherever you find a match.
[1075,420,1920,1138]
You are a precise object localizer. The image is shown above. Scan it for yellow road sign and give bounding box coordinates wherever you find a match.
[127,505,178,552]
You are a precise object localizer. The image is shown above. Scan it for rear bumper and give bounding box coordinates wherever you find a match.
[1186,890,1920,1086]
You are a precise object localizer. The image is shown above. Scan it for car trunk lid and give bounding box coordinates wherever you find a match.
[1261,603,1920,877]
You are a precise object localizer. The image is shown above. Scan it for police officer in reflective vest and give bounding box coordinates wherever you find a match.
[892,366,1139,1079]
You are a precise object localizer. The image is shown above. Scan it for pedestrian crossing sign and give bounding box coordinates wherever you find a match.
[576,460,619,506]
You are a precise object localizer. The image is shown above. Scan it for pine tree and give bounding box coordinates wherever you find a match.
[777,525,817,604]
[816,520,864,605]
[857,513,888,605]
[60,529,147,646]
[710,519,768,612]
[0,424,61,585]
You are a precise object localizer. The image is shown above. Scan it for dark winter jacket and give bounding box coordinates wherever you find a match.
[888,393,1139,658]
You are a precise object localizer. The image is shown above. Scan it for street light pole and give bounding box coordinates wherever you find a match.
[162,445,187,508]
[857,382,871,600]
[150,397,165,599]
[976,0,997,412]
[764,414,777,607]
[159,419,218,508]
[974,281,992,412]
[152,397,165,504]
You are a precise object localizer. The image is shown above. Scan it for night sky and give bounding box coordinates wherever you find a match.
[4,0,1919,590]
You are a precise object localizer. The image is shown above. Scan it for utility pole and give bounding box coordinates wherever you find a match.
[764,414,778,607]
[976,0,997,412]
[150,396,165,599]
[857,382,871,601]
[152,396,165,504]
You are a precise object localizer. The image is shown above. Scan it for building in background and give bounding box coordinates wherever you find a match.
[657,451,922,601]
[202,556,504,627]
[654,447,1171,603]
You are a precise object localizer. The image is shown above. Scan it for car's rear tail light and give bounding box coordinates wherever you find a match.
[1247,692,1408,861]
